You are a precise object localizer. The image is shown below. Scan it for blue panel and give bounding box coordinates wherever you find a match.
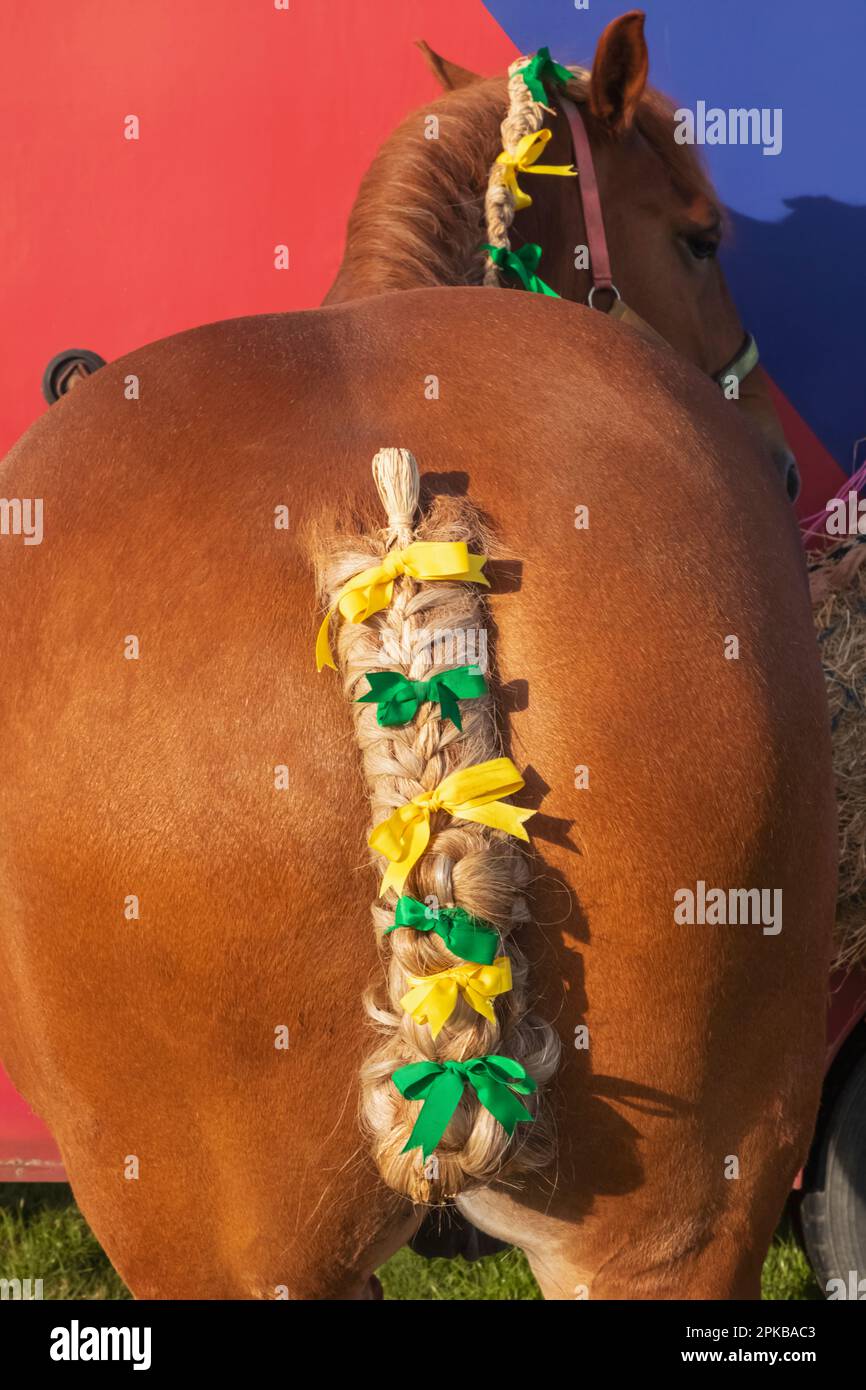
[483,1,866,470]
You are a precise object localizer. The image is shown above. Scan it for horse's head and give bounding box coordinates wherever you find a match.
[422,12,799,501]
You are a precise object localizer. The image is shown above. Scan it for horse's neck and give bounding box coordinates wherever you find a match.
[323,229,483,304]
[323,81,508,305]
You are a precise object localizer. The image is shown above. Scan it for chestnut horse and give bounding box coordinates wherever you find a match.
[0,14,835,1298]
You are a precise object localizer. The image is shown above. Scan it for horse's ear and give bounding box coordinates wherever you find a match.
[416,39,482,90]
[588,10,648,131]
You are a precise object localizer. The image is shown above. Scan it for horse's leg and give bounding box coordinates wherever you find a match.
[0,772,418,1299]
[0,799,418,1300]
[460,1143,786,1300]
[56,1128,414,1300]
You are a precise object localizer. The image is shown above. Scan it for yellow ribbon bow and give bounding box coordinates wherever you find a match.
[495,128,577,211]
[369,757,534,897]
[316,541,489,671]
[401,957,513,1039]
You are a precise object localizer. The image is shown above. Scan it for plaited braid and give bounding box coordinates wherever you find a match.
[316,449,559,1203]
[483,59,589,287]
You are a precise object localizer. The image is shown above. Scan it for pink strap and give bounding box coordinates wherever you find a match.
[559,94,614,295]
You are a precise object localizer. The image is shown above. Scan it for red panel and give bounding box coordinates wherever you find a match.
[0,1076,64,1182]
[826,968,866,1070]
[0,0,514,453]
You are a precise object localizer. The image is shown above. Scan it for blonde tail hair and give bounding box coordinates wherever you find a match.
[317,448,559,1203]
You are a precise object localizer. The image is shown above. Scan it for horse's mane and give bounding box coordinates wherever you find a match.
[324,77,509,302]
[324,69,716,304]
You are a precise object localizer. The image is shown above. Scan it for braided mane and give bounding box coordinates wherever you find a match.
[323,65,714,306]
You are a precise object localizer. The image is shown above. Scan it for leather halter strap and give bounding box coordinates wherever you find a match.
[713,332,760,389]
[557,91,759,389]
[559,92,617,304]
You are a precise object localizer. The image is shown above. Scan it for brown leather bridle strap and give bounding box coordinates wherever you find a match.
[557,89,760,390]
[559,92,618,305]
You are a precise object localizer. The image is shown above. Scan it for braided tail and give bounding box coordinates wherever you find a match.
[316,448,559,1204]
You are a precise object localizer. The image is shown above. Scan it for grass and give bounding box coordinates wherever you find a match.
[0,1184,130,1300]
[761,1219,822,1301]
[0,1183,823,1301]
[379,1244,543,1300]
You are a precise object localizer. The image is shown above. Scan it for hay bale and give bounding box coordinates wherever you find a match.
[809,534,866,971]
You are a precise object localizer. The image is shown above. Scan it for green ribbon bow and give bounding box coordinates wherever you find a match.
[385,895,500,965]
[393,1056,537,1159]
[481,243,560,298]
[520,46,573,105]
[357,665,487,731]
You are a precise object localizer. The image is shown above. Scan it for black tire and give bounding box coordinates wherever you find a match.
[800,1048,866,1298]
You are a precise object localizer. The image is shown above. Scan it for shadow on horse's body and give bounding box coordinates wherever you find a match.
[0,286,836,1297]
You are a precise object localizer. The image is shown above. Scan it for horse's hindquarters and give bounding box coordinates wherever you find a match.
[0,288,836,1297]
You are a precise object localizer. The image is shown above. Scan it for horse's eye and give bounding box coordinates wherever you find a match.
[687,235,718,261]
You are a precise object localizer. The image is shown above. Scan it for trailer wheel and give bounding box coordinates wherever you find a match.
[42,348,106,403]
[800,1048,866,1299]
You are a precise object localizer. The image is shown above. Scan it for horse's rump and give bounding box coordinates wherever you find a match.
[0,287,836,1295]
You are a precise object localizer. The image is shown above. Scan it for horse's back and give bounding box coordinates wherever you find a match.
[0,288,835,1296]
